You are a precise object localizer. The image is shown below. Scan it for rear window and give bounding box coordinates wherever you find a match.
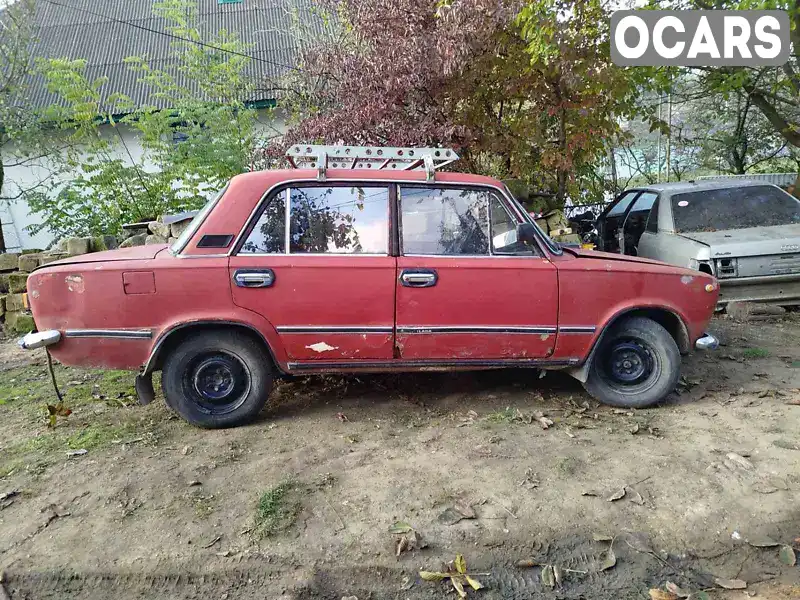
[671,185,800,232]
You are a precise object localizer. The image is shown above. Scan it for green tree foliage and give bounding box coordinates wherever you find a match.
[25,0,262,238]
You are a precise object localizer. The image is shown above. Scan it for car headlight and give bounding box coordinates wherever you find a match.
[714,258,738,278]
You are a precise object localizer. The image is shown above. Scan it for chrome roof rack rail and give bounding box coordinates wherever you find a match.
[285,145,459,182]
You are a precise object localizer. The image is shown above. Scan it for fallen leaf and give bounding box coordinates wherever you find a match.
[516,559,539,568]
[746,535,779,547]
[188,480,202,487]
[629,423,640,435]
[534,412,554,429]
[582,490,599,497]
[627,487,645,505]
[454,499,476,519]
[419,571,447,582]
[598,547,616,571]
[388,521,413,534]
[649,590,678,600]
[607,488,626,502]
[593,533,614,542]
[553,565,563,585]
[780,545,796,566]
[773,439,800,451]
[465,575,484,590]
[399,576,414,591]
[689,592,710,600]
[455,553,467,574]
[714,578,747,589]
[665,581,691,598]
[725,452,754,470]
[66,449,87,457]
[451,577,467,598]
[395,535,409,557]
[438,507,466,525]
[336,412,349,422]
[786,397,800,405]
[541,565,555,588]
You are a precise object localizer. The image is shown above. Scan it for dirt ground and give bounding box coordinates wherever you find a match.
[0,315,799,600]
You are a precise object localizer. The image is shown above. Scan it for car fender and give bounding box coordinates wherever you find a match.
[144,308,289,375]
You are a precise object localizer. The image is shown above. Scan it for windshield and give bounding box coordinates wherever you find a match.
[169,185,229,254]
[671,185,800,233]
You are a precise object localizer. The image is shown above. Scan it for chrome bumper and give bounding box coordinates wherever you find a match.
[695,332,719,350]
[18,330,61,350]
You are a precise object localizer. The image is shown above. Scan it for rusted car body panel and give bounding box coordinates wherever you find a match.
[27,169,718,376]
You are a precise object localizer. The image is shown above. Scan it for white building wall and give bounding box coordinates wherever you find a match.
[2,108,286,251]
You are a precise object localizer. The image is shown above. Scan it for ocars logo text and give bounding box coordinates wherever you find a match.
[610,10,789,66]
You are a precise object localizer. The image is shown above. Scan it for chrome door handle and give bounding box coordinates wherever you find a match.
[400,269,437,288]
[233,269,275,288]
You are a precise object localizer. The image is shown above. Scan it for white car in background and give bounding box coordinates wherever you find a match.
[596,180,800,306]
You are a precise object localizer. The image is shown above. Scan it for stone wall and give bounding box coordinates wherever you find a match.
[0,217,190,335]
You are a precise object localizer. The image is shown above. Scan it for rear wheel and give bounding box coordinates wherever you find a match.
[583,316,680,409]
[161,330,273,428]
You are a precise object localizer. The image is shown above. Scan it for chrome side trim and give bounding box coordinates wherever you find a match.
[287,357,581,371]
[557,326,597,334]
[397,325,557,334]
[277,326,393,334]
[172,253,229,259]
[65,329,152,339]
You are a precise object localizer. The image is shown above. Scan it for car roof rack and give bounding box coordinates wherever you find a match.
[285,145,459,182]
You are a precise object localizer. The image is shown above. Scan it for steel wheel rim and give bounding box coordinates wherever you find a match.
[184,352,251,415]
[600,337,660,394]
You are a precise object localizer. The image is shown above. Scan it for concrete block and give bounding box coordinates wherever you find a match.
[66,237,91,255]
[8,272,28,293]
[0,253,20,271]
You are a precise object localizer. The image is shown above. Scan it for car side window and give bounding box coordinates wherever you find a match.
[400,186,490,255]
[240,192,286,254]
[607,191,640,217]
[645,196,660,232]
[290,186,389,254]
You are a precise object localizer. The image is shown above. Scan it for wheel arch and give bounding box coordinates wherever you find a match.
[567,305,690,384]
[143,320,284,376]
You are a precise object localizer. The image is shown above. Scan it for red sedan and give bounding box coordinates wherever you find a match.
[21,146,719,428]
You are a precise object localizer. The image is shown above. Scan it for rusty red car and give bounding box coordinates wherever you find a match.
[20,146,720,428]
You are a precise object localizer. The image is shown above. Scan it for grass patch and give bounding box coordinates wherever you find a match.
[486,407,516,423]
[254,480,302,538]
[555,456,580,476]
[742,347,770,359]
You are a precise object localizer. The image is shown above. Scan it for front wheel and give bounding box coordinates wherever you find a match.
[583,317,680,409]
[161,330,273,428]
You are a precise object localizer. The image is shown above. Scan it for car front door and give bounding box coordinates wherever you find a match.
[598,190,641,252]
[621,192,658,255]
[395,185,558,361]
[229,183,396,363]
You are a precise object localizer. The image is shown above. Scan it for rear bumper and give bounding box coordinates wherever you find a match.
[695,332,719,350]
[18,330,61,350]
[718,273,800,305]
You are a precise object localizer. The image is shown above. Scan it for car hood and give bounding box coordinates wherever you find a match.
[676,224,800,258]
[564,247,668,266]
[37,244,169,268]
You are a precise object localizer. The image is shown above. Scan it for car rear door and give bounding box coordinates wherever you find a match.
[395,185,558,361]
[229,183,396,363]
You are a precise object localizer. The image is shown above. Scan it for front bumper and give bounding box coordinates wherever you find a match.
[18,330,61,350]
[695,332,719,350]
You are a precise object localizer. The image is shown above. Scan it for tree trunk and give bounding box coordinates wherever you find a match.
[0,158,6,253]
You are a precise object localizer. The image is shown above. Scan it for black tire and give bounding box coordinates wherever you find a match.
[583,316,680,409]
[161,330,273,428]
